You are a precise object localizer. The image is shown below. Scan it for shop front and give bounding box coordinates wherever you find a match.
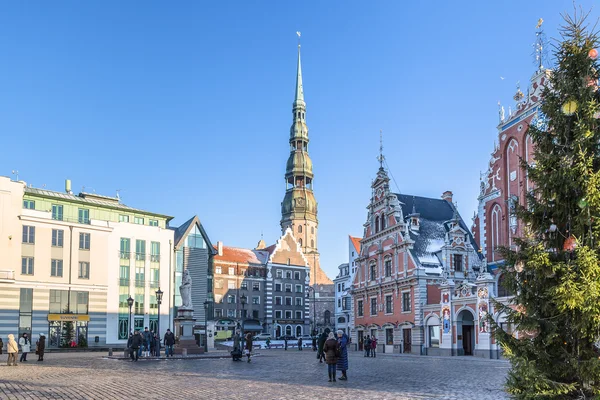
[48,314,89,348]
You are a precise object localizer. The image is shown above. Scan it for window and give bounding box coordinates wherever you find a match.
[227,295,236,304]
[338,299,341,307]
[298,238,303,246]
[298,225,302,233]
[384,257,392,277]
[150,268,159,286]
[370,262,377,281]
[285,311,292,319]
[252,296,260,305]
[324,310,331,325]
[23,199,35,209]
[19,288,33,338]
[386,328,394,345]
[311,226,314,234]
[78,208,89,224]
[252,310,259,319]
[402,292,411,312]
[51,259,63,277]
[338,283,341,292]
[252,282,260,291]
[227,280,235,289]
[286,271,292,279]
[135,240,146,260]
[52,204,63,221]
[295,284,302,293]
[276,269,283,278]
[453,254,463,272]
[498,274,513,297]
[227,309,235,318]
[311,239,314,248]
[119,265,129,286]
[22,226,35,244]
[429,326,440,348]
[295,297,302,306]
[342,283,345,291]
[375,216,380,233]
[294,271,300,280]
[357,300,364,317]
[228,267,234,275]
[134,217,144,225]
[385,294,393,314]
[215,266,222,274]
[275,296,282,305]
[285,284,292,292]
[119,238,130,258]
[149,220,158,227]
[370,298,377,315]
[285,297,292,306]
[135,267,145,286]
[150,242,160,262]
[275,310,282,319]
[214,309,223,318]
[240,281,248,290]
[119,215,129,223]
[79,233,90,250]
[49,229,63,247]
[343,297,351,311]
[78,262,90,279]
[214,279,224,289]
[21,257,34,275]
[275,283,282,292]
[295,311,303,320]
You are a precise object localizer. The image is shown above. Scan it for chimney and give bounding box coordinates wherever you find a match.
[442,191,453,203]
[217,241,223,256]
[65,179,72,194]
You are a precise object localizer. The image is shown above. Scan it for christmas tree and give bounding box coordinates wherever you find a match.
[492,10,600,400]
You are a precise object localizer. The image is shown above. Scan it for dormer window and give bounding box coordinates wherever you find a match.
[453,254,463,272]
[412,217,419,226]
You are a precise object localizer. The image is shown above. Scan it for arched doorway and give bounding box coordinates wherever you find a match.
[285,325,292,336]
[275,325,281,338]
[296,326,302,337]
[457,309,475,356]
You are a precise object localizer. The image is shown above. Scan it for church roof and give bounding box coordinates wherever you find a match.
[212,244,269,265]
[394,194,481,268]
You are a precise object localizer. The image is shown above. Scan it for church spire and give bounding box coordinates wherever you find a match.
[294,32,305,107]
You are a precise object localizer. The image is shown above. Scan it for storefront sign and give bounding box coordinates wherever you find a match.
[276,320,304,325]
[48,314,90,322]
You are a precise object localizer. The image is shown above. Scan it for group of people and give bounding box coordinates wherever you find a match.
[231,331,253,362]
[363,335,378,357]
[316,329,349,382]
[126,327,165,361]
[2,333,46,366]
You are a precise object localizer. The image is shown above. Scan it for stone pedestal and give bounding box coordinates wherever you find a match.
[174,308,204,355]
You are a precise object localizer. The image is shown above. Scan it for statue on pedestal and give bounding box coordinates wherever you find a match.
[180,270,193,310]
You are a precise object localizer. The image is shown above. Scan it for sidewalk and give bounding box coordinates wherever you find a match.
[105,350,242,361]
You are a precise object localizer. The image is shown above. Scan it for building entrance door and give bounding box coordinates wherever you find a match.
[358,330,364,351]
[462,326,473,356]
[403,329,412,353]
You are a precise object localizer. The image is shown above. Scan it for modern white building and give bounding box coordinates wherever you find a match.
[334,236,360,334]
[0,176,174,347]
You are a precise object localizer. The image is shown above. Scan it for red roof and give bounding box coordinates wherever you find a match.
[213,244,268,265]
[350,235,361,253]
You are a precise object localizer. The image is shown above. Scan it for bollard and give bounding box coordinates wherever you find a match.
[108,348,113,356]
[182,348,188,357]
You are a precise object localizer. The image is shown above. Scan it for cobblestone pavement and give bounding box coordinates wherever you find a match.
[0,350,509,400]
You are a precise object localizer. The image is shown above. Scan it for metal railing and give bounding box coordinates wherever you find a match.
[118,278,130,286]
[135,253,145,261]
[119,251,131,259]
[150,254,160,262]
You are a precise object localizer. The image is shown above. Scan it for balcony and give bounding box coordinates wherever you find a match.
[150,281,159,288]
[134,279,146,287]
[119,251,131,259]
[0,270,15,281]
[135,253,146,261]
[150,254,160,263]
[118,278,130,287]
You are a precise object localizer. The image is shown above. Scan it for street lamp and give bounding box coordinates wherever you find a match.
[306,286,316,336]
[203,300,210,353]
[240,294,247,349]
[127,295,134,334]
[155,288,163,357]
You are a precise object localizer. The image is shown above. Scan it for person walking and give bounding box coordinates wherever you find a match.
[130,331,142,361]
[163,329,175,357]
[284,337,288,351]
[371,336,378,358]
[312,335,317,351]
[245,332,253,363]
[298,337,303,351]
[323,332,339,382]
[317,331,326,363]
[265,337,271,349]
[36,333,46,362]
[364,335,371,357]
[336,330,349,381]
[19,333,31,362]
[0,337,3,355]
[7,334,18,366]
[142,328,152,357]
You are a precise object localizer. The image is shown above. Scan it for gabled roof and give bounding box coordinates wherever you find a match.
[171,215,216,254]
[212,244,269,265]
[394,194,481,268]
[349,236,361,254]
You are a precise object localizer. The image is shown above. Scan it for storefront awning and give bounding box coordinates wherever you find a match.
[242,323,263,331]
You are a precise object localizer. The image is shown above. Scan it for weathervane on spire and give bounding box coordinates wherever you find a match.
[377,129,385,169]
[296,31,301,48]
[533,18,548,70]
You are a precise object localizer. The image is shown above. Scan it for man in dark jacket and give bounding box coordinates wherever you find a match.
[36,333,46,362]
[317,330,327,363]
[163,329,175,357]
[130,331,143,361]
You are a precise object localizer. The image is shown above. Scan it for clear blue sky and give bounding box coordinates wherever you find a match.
[1,1,598,279]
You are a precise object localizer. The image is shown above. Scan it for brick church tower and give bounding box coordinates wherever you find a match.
[280,41,332,285]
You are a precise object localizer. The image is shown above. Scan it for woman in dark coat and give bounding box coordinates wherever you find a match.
[37,333,46,361]
[245,332,253,363]
[322,332,338,382]
[336,330,349,380]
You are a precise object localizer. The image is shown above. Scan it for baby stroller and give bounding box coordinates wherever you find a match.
[231,346,242,361]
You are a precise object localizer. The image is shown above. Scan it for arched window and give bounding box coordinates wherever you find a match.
[337,317,346,324]
[491,204,502,261]
[286,325,292,336]
[375,216,380,233]
[311,226,314,234]
[498,274,513,297]
[298,225,302,233]
[381,215,386,231]
[370,261,377,281]
[311,239,314,248]
[324,310,331,325]
[384,256,392,277]
[296,326,302,337]
[298,238,303,247]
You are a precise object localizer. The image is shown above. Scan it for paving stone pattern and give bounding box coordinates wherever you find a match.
[0,351,509,399]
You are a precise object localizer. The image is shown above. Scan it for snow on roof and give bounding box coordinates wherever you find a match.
[213,245,269,265]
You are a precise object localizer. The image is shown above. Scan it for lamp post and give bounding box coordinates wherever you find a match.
[127,295,134,334]
[306,286,316,336]
[240,294,247,350]
[203,300,210,353]
[155,288,163,357]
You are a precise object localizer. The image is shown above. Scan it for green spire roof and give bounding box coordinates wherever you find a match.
[294,45,304,107]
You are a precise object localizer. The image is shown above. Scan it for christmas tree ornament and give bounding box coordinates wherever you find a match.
[578,198,588,208]
[563,236,577,251]
[593,111,600,119]
[590,48,598,59]
[561,100,578,115]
